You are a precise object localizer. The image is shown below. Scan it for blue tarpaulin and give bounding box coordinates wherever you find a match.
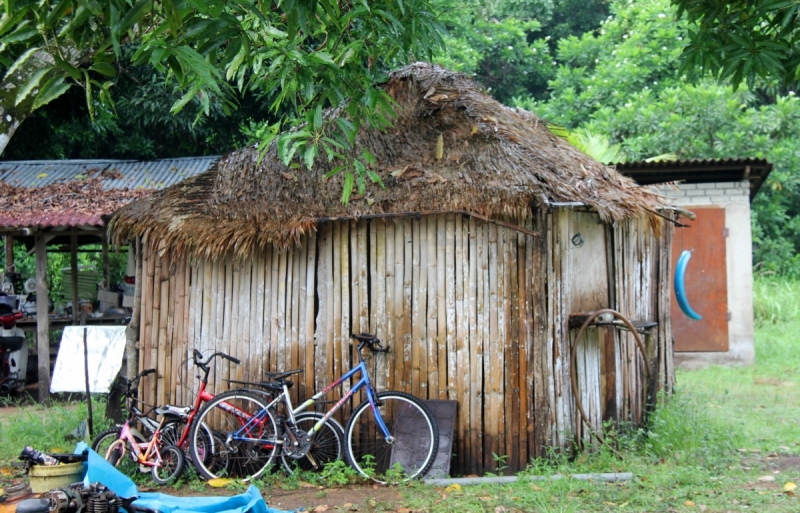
[74,443,291,513]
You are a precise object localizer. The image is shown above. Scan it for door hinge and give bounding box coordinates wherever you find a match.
[722,228,729,238]
[726,311,732,321]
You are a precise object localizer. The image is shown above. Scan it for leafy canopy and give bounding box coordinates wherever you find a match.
[672,0,800,89]
[0,0,444,195]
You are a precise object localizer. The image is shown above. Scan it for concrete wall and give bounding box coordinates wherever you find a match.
[659,181,755,368]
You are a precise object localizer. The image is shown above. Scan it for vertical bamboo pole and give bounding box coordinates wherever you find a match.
[468,217,479,473]
[314,225,333,392]
[455,214,468,472]
[426,217,438,398]
[375,219,388,389]
[401,219,413,394]
[436,215,447,400]
[411,218,423,399]
[385,221,396,390]
[304,232,317,396]
[445,215,457,403]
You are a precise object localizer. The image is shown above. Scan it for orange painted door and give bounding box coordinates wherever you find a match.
[671,207,729,352]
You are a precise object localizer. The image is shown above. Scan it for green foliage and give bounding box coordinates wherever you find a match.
[672,0,800,90]
[515,0,800,277]
[753,276,800,325]
[432,0,556,102]
[0,0,445,183]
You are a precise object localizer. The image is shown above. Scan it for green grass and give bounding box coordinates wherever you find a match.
[2,278,800,511]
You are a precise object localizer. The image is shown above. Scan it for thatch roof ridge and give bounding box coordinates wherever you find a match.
[111,63,664,257]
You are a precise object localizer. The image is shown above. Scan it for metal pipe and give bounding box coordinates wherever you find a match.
[425,472,633,486]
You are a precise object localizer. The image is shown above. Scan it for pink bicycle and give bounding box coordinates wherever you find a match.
[102,382,186,485]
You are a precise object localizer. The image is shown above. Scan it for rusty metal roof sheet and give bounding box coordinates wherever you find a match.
[615,158,773,201]
[0,156,218,189]
[0,156,218,230]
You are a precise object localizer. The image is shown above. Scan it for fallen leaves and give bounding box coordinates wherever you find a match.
[785,481,797,492]
[0,178,151,226]
[207,478,234,488]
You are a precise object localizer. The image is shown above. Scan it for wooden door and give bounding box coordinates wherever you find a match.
[671,207,729,352]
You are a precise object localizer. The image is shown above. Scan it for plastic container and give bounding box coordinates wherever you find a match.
[28,462,86,493]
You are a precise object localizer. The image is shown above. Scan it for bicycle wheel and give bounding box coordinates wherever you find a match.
[92,427,140,474]
[188,390,278,481]
[344,391,439,484]
[151,444,186,485]
[281,412,344,474]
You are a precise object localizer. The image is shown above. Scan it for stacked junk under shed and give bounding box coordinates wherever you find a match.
[111,63,682,475]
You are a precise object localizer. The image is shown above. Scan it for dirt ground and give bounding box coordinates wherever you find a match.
[261,483,415,512]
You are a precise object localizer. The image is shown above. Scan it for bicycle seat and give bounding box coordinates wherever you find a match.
[351,333,379,342]
[263,369,303,381]
[226,379,285,392]
[155,405,191,419]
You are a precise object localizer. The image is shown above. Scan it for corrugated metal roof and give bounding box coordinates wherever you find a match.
[0,156,218,230]
[616,158,773,201]
[0,156,218,189]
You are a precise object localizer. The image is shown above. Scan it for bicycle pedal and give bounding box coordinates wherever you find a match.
[138,464,150,473]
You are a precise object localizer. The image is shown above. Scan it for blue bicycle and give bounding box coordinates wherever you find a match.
[188,334,439,484]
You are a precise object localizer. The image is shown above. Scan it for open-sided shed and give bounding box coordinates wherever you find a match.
[112,64,677,474]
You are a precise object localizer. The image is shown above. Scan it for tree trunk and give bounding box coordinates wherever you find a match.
[0,51,58,156]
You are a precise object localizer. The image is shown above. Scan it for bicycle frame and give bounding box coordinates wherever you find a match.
[112,419,165,469]
[231,356,391,445]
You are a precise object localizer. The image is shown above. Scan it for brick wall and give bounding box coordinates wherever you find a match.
[656,180,749,206]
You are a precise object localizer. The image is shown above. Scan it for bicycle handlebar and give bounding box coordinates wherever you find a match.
[114,368,156,396]
[192,349,241,369]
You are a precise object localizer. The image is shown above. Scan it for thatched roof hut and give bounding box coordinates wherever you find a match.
[112,63,663,256]
[112,63,675,476]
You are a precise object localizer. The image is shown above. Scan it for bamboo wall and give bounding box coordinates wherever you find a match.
[137,210,674,475]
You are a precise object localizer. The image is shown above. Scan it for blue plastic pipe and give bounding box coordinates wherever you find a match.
[674,250,702,320]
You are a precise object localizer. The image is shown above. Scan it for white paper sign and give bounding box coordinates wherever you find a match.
[50,326,127,393]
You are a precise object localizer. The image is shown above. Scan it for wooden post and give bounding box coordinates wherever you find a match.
[34,235,50,403]
[125,239,142,380]
[70,235,79,325]
[4,235,12,271]
[101,231,110,288]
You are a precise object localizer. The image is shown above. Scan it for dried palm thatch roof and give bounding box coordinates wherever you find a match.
[111,63,664,258]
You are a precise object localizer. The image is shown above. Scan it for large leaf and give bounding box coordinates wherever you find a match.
[14,65,52,105]
[32,75,71,110]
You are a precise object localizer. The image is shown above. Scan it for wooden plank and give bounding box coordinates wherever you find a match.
[401,219,413,394]
[375,219,388,390]
[139,242,154,403]
[296,238,307,403]
[239,256,252,384]
[332,222,343,396]
[437,215,447,400]
[411,217,423,399]
[357,220,369,349]
[445,215,457,403]
[426,216,438,399]
[509,227,521,469]
[229,258,242,394]
[305,232,317,397]
[479,220,491,473]
[487,223,500,470]
[385,221,396,389]
[163,263,177,403]
[277,251,289,374]
[265,248,277,376]
[314,225,333,392]
[467,217,479,474]
[454,214,467,472]
[339,222,351,411]
[150,254,163,404]
[221,260,233,394]
[290,245,302,402]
